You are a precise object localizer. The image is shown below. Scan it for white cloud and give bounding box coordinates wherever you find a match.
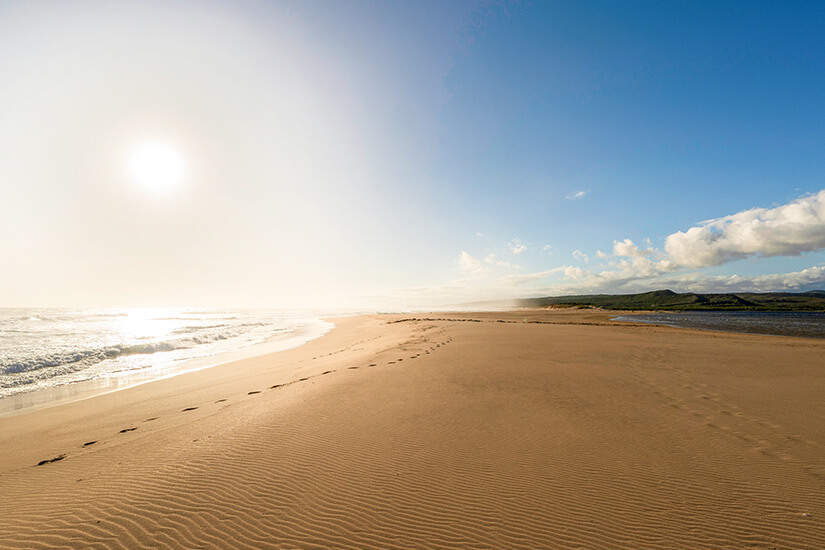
[508,259,825,298]
[501,255,679,295]
[482,252,520,269]
[566,190,589,200]
[542,244,553,253]
[572,249,589,262]
[509,238,527,255]
[612,238,654,258]
[665,190,825,267]
[458,251,484,275]
[653,265,825,293]
[713,265,825,292]
[563,266,588,279]
[603,256,677,279]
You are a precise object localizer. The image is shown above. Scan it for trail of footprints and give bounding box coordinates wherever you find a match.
[304,335,383,363]
[34,326,455,468]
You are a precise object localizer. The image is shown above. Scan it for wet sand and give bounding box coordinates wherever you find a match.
[1,310,824,549]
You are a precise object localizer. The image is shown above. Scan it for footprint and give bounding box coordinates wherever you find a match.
[82,441,97,447]
[269,385,283,389]
[369,363,377,367]
[181,407,198,412]
[215,399,227,403]
[348,366,360,370]
[803,467,825,481]
[37,454,66,466]
[758,447,776,458]
[119,427,137,433]
[144,417,158,422]
[247,391,261,395]
[298,377,309,382]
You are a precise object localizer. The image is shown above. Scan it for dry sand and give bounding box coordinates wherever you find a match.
[1,310,824,549]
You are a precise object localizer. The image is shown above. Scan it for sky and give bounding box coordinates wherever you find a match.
[2,0,825,309]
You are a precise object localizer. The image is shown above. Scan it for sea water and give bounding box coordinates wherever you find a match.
[0,308,335,415]
[612,311,825,339]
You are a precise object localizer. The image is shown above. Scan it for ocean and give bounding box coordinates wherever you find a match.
[612,311,825,339]
[0,308,335,415]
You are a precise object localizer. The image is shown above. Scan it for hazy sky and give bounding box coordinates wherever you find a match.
[2,1,825,308]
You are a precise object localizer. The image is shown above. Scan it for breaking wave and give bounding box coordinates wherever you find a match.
[0,309,333,401]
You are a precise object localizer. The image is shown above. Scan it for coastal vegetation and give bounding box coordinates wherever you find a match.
[518,289,825,311]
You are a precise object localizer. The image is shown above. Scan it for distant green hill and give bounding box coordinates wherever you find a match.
[517,289,825,311]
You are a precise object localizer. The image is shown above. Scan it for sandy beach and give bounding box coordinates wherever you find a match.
[1,309,824,549]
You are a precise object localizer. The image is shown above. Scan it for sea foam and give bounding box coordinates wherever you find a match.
[0,308,333,403]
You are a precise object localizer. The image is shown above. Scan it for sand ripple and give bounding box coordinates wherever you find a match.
[1,315,824,548]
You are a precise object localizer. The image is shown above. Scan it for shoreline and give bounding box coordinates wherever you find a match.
[2,310,824,548]
[0,314,396,472]
[0,316,336,419]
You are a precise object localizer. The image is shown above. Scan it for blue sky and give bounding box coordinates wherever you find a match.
[416,1,825,303]
[2,1,825,307]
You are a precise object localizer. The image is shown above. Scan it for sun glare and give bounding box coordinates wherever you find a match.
[127,140,186,194]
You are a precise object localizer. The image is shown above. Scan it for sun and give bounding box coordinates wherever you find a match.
[126,140,186,194]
